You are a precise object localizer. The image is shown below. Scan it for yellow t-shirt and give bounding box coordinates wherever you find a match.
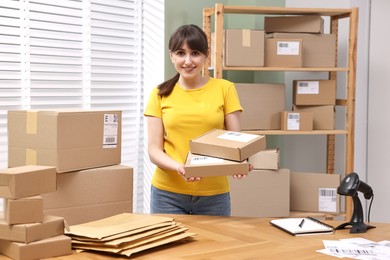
[144,77,243,196]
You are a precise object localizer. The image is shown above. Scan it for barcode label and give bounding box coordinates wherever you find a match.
[190,156,223,165]
[287,113,300,130]
[276,41,300,55]
[217,131,258,143]
[103,113,119,148]
[297,81,320,94]
[288,114,300,120]
[319,188,337,212]
[328,247,375,255]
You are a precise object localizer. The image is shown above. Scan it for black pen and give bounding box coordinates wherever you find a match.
[299,219,305,228]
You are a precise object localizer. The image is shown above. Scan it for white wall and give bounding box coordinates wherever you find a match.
[284,0,374,220]
[367,0,390,222]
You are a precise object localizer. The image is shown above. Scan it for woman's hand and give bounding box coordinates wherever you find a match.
[233,163,253,179]
[176,164,202,182]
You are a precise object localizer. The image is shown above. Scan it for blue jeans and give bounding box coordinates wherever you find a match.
[150,186,231,216]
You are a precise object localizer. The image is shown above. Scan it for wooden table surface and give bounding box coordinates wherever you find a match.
[1,214,389,260]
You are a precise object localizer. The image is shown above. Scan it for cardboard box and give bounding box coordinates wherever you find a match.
[42,165,133,210]
[189,129,266,162]
[248,149,279,170]
[267,33,336,67]
[281,111,313,131]
[264,38,303,67]
[290,172,341,213]
[264,15,324,34]
[0,235,71,260]
[236,83,285,130]
[230,169,290,217]
[44,201,133,225]
[224,29,265,67]
[0,165,56,199]
[293,80,336,105]
[293,105,335,130]
[4,196,43,225]
[0,215,65,243]
[7,110,122,173]
[184,152,249,177]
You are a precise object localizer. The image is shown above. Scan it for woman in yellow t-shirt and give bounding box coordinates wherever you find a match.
[144,24,251,216]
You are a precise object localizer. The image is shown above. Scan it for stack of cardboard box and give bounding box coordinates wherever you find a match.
[0,165,71,259]
[7,110,133,226]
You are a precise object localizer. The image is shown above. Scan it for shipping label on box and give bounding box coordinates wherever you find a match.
[290,172,341,213]
[184,152,249,177]
[0,165,56,199]
[189,129,266,162]
[229,169,290,217]
[281,111,313,131]
[293,80,336,105]
[7,110,122,173]
[265,38,303,67]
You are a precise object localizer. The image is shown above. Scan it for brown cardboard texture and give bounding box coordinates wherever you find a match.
[4,196,43,225]
[267,33,336,67]
[0,215,65,243]
[293,80,336,105]
[230,169,290,217]
[42,165,133,210]
[189,129,266,162]
[224,29,265,67]
[264,15,324,34]
[184,152,249,177]
[236,83,285,130]
[248,149,280,170]
[293,105,335,130]
[0,235,71,260]
[44,200,133,225]
[0,165,56,199]
[7,110,122,173]
[290,172,340,213]
[281,111,313,131]
[264,38,303,67]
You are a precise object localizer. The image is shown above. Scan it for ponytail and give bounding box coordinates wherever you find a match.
[157,73,180,96]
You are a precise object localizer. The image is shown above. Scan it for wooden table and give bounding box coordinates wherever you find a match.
[1,214,390,260]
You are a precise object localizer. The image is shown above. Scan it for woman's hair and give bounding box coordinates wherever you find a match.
[158,24,209,96]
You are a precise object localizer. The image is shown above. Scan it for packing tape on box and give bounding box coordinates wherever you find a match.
[26,149,37,165]
[26,111,38,134]
[242,29,251,47]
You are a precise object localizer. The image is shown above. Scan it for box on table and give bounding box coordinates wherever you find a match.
[0,215,65,243]
[7,110,122,173]
[3,196,43,225]
[229,169,290,217]
[42,165,133,210]
[264,15,324,34]
[264,38,303,67]
[189,129,266,162]
[236,83,285,130]
[293,105,335,130]
[281,111,313,131]
[248,149,280,170]
[224,29,265,67]
[293,79,336,105]
[0,235,71,260]
[267,33,336,67]
[0,165,56,199]
[184,152,249,177]
[290,172,341,213]
[44,201,133,225]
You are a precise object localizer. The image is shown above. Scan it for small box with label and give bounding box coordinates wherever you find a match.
[293,80,336,105]
[184,152,249,177]
[264,38,303,67]
[189,129,266,162]
[281,111,313,131]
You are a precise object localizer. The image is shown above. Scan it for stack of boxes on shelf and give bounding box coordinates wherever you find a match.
[6,110,133,226]
[210,14,341,218]
[0,165,71,259]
